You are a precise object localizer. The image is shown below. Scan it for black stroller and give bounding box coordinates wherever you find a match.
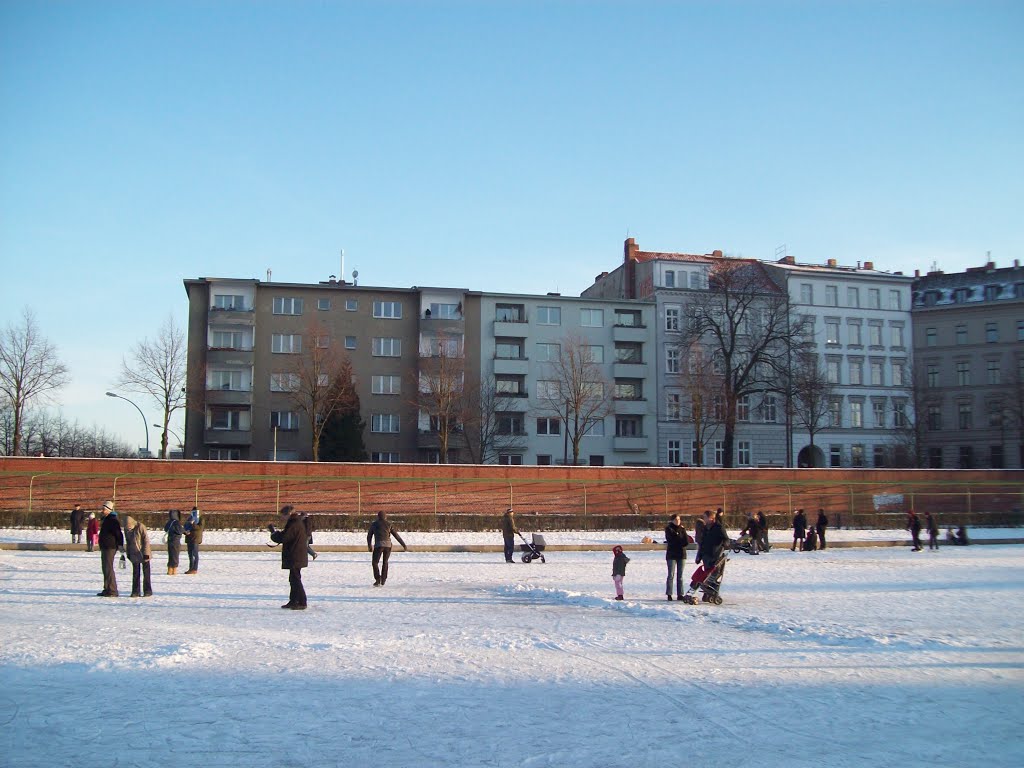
[518,532,547,563]
[681,549,729,605]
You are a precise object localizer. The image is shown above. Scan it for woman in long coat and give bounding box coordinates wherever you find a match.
[164,510,184,575]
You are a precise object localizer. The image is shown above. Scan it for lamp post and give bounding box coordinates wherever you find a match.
[154,423,183,454]
[106,391,150,457]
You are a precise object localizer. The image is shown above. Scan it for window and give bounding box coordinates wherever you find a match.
[737,441,751,467]
[270,373,299,392]
[209,370,242,391]
[987,400,1003,426]
[986,322,998,343]
[850,401,863,428]
[371,375,402,395]
[536,418,560,435]
[429,302,460,319]
[714,441,725,467]
[870,361,883,386]
[588,455,604,467]
[955,324,967,344]
[498,454,524,466]
[849,359,862,386]
[614,379,642,400]
[536,306,561,325]
[580,308,604,327]
[957,402,972,430]
[344,336,356,350]
[615,416,642,437]
[614,342,642,364]
[536,455,552,466]
[209,448,241,460]
[893,401,907,428]
[496,414,524,435]
[372,337,402,357]
[536,343,560,362]
[928,447,943,468]
[762,396,778,423]
[738,395,750,422]
[271,334,302,354]
[825,285,838,307]
[873,445,888,468]
[987,360,1001,385]
[345,299,358,311]
[991,445,1004,469]
[371,452,401,463]
[848,322,862,346]
[1017,320,1024,341]
[847,287,860,308]
[800,284,813,304]
[495,339,523,359]
[211,330,244,350]
[614,309,643,327]
[665,305,680,332]
[851,444,864,467]
[927,363,939,388]
[272,297,303,315]
[317,298,331,311]
[926,328,937,347]
[829,445,842,467]
[664,270,675,288]
[956,361,970,386]
[689,270,705,289]
[827,359,840,384]
[270,411,299,430]
[873,400,886,428]
[536,380,560,400]
[868,322,883,347]
[213,294,245,310]
[953,287,970,303]
[667,440,682,465]
[889,290,902,310]
[927,405,942,431]
[829,399,841,427]
[891,325,904,348]
[582,345,604,363]
[868,289,880,309]
[666,393,682,420]
[584,419,605,437]
[665,347,680,373]
[371,414,400,433]
[373,300,402,319]
[892,361,904,387]
[496,375,525,396]
[826,321,840,345]
[958,446,973,469]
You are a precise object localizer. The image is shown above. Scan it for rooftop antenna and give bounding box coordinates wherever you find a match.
[340,249,345,282]
[774,244,787,259]
[266,268,272,282]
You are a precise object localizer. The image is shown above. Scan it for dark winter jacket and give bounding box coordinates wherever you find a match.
[742,516,760,538]
[501,510,519,539]
[612,551,630,577]
[184,510,204,545]
[792,512,807,538]
[925,513,939,536]
[664,522,688,561]
[70,507,85,535]
[697,521,727,565]
[694,516,708,546]
[270,513,309,570]
[367,516,407,550]
[98,512,124,551]
[164,510,184,540]
[907,512,922,534]
[302,513,314,544]
[816,511,828,533]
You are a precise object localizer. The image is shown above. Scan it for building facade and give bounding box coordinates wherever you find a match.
[912,260,1024,468]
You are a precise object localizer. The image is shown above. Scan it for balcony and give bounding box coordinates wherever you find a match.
[494,394,529,411]
[613,398,649,415]
[416,429,468,451]
[207,348,254,366]
[612,362,647,378]
[613,435,649,452]
[493,358,530,375]
[205,387,253,406]
[208,308,255,325]
[612,325,648,343]
[494,320,529,337]
[203,428,253,446]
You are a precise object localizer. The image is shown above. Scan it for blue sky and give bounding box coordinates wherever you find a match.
[1,0,1021,450]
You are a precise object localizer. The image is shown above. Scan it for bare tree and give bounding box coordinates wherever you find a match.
[790,353,835,467]
[462,380,522,464]
[535,333,612,465]
[679,260,808,467]
[0,308,71,455]
[676,342,723,467]
[887,358,935,468]
[278,322,358,462]
[412,331,468,463]
[1002,354,1024,468]
[117,315,187,458]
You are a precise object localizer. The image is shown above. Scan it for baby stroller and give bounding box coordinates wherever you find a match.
[732,533,758,555]
[681,549,729,605]
[518,532,547,564]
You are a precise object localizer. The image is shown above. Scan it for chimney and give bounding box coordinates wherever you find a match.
[779,255,796,265]
[827,258,837,267]
[712,250,724,258]
[624,237,639,262]
[863,261,874,270]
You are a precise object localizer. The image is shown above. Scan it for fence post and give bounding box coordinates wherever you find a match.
[434,483,438,516]
[966,485,972,519]
[582,483,588,530]
[357,481,362,514]
[28,473,50,514]
[195,478,200,510]
[509,482,514,510]
[112,475,123,506]
[275,480,280,512]
[663,484,669,516]
[848,485,855,525]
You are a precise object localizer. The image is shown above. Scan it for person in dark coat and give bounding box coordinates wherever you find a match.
[803,526,817,551]
[269,505,309,609]
[691,513,728,598]
[924,511,939,550]
[86,512,99,552]
[741,513,761,554]
[791,509,807,551]
[611,545,630,600]
[907,509,923,551]
[70,504,85,544]
[757,511,771,552]
[164,510,184,575]
[302,512,317,560]
[183,506,203,574]
[97,500,124,597]
[501,507,519,563]
[366,511,408,586]
[815,509,829,550]
[694,510,711,556]
[664,514,689,600]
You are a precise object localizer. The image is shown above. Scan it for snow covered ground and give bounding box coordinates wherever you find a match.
[1,533,1022,767]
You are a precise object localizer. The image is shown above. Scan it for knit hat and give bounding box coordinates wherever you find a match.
[612,545,623,554]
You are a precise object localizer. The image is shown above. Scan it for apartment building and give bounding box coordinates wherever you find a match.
[764,258,914,467]
[912,260,1024,468]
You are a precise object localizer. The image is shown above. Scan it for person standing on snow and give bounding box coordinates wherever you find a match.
[269,505,308,610]
[907,509,923,552]
[501,507,519,564]
[164,510,184,575]
[816,509,829,550]
[694,510,711,559]
[124,515,153,597]
[611,545,630,601]
[756,511,771,552]
[86,512,99,552]
[183,506,203,574]
[664,514,689,601]
[70,504,85,544]
[366,511,408,586]
[96,501,124,597]
[925,510,940,550]
[792,509,807,551]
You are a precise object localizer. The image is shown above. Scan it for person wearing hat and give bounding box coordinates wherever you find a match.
[268,505,308,609]
[124,515,153,597]
[611,545,630,600]
[86,512,99,552]
[501,507,519,564]
[70,504,85,544]
[97,500,124,597]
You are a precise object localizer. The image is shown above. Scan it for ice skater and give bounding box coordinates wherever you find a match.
[611,545,630,600]
[366,511,408,586]
[268,505,308,610]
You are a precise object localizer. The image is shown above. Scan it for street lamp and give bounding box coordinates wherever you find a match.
[154,423,183,453]
[106,391,150,457]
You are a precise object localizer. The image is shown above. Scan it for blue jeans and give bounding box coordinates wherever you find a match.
[187,542,200,571]
[666,558,684,597]
[503,536,515,562]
